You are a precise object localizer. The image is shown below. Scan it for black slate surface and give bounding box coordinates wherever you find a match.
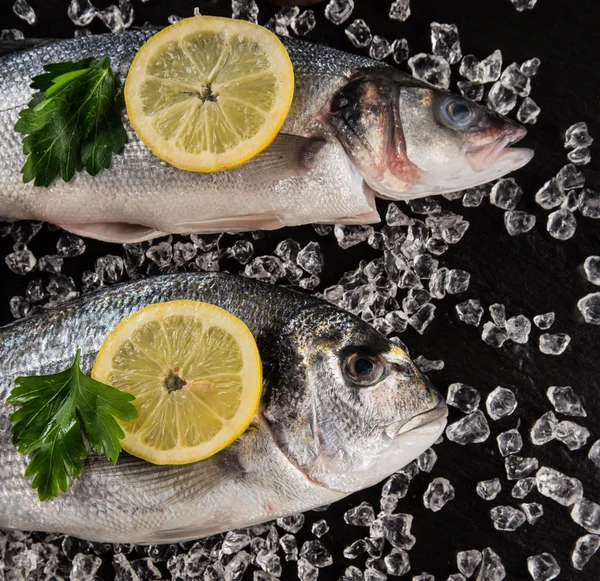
[0,1,599,580]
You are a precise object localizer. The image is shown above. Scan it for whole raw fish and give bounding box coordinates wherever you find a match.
[0,273,447,543]
[0,29,532,242]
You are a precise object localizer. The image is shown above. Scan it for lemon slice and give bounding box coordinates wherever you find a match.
[124,15,295,172]
[91,300,263,464]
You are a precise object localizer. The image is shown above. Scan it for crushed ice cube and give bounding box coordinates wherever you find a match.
[446,269,470,294]
[568,146,591,165]
[277,514,304,534]
[415,355,444,373]
[384,548,410,576]
[172,242,196,266]
[447,574,466,581]
[297,242,323,274]
[583,256,600,286]
[578,188,600,218]
[300,540,332,568]
[447,383,481,414]
[291,10,316,37]
[95,255,124,284]
[477,547,506,581]
[536,466,583,506]
[38,254,64,274]
[517,97,541,124]
[244,256,285,283]
[521,57,541,76]
[458,80,485,102]
[146,242,172,268]
[504,211,536,236]
[460,50,502,83]
[589,440,600,468]
[5,246,36,275]
[539,333,571,354]
[571,498,600,534]
[457,550,482,577]
[344,502,375,527]
[423,477,455,512]
[486,387,517,420]
[572,534,600,570]
[500,63,530,96]
[280,534,298,561]
[98,4,126,33]
[389,0,410,21]
[13,0,36,25]
[408,54,451,89]
[369,35,392,60]
[430,22,462,64]
[477,478,502,500]
[10,296,30,319]
[446,410,490,444]
[505,315,531,343]
[488,305,506,328]
[535,179,566,209]
[413,575,435,581]
[487,82,517,114]
[256,550,281,576]
[578,292,600,324]
[311,520,329,538]
[497,429,523,457]
[392,38,409,64]
[131,557,161,580]
[490,506,526,531]
[345,19,372,48]
[225,551,251,580]
[512,478,536,499]
[26,279,44,303]
[547,386,586,417]
[0,28,24,39]
[527,553,560,581]
[68,0,97,26]
[408,303,436,334]
[556,163,585,190]
[335,225,373,248]
[555,420,590,450]
[456,299,484,326]
[505,456,539,480]
[522,502,544,525]
[324,0,354,25]
[565,122,593,149]
[56,232,86,257]
[232,0,258,22]
[417,448,438,472]
[372,514,415,550]
[531,411,558,445]
[490,178,522,210]
[533,312,555,329]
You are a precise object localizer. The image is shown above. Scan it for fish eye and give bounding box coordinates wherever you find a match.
[343,353,387,387]
[439,96,478,130]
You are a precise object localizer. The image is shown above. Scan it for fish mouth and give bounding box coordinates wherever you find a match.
[384,400,448,439]
[467,126,534,173]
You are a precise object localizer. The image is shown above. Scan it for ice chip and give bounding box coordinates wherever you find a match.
[146,242,172,268]
[521,57,541,76]
[536,466,583,506]
[300,540,332,568]
[413,575,435,581]
[568,146,591,165]
[490,178,522,210]
[369,35,392,60]
[375,514,415,550]
[457,550,482,578]
[385,548,410,576]
[113,553,138,581]
[555,420,590,450]
[277,514,304,534]
[505,456,539,480]
[517,97,541,124]
[487,82,517,114]
[455,299,484,326]
[95,255,124,284]
[500,63,530,96]
[535,179,566,209]
[423,477,455,512]
[446,269,470,294]
[556,163,585,190]
[539,332,571,354]
[526,553,560,581]
[291,10,316,37]
[547,208,577,240]
[256,550,281,576]
[5,246,36,275]
[490,506,526,531]
[414,355,444,373]
[479,50,503,83]
[13,0,36,25]
[572,534,600,571]
[417,448,438,472]
[565,122,593,149]
[389,0,410,21]
[446,410,490,444]
[324,0,353,25]
[589,440,600,468]
[408,303,436,334]
[172,242,196,266]
[344,502,375,527]
[311,520,329,538]
[244,256,285,283]
[408,54,451,89]
[583,256,600,286]
[476,478,502,500]
[0,28,24,40]
[521,502,544,524]
[571,498,600,534]
[131,557,161,580]
[504,211,536,236]
[578,292,600,324]
[392,38,409,64]
[10,296,30,319]
[512,478,536,499]
[225,550,251,580]
[497,429,523,457]
[547,386,586,417]
[505,315,531,343]
[531,411,558,445]
[297,242,323,274]
[38,254,64,274]
[577,188,600,218]
[57,232,86,257]
[232,0,258,23]
[26,279,44,303]
[341,565,363,581]
[335,225,373,248]
[280,534,298,561]
[430,22,462,64]
[447,383,481,414]
[533,312,555,329]
[476,547,506,581]
[486,387,517,420]
[458,80,484,102]
[344,539,368,560]
[68,0,97,26]
[459,55,481,82]
[345,19,372,48]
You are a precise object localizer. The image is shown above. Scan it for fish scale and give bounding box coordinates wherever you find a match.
[0,272,446,543]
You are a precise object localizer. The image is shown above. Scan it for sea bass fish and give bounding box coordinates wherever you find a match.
[0,31,532,243]
[0,273,447,543]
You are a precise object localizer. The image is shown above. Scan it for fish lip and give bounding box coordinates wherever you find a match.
[385,401,448,439]
[467,125,533,173]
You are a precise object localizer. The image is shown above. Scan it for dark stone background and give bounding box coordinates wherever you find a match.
[0,1,599,580]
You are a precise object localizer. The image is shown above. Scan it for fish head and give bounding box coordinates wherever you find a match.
[328,69,534,199]
[262,305,447,493]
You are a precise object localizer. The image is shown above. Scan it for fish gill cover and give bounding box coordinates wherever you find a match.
[0,0,599,580]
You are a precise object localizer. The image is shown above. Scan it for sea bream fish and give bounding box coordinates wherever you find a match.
[0,273,447,543]
[0,30,533,243]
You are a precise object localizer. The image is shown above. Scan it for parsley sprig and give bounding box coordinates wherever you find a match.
[14,57,127,187]
[8,350,138,501]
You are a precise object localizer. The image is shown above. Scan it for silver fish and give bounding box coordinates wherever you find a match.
[0,30,533,243]
[0,273,447,543]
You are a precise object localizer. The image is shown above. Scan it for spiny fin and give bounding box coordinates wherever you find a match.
[58,223,163,243]
[242,134,328,178]
[175,213,285,233]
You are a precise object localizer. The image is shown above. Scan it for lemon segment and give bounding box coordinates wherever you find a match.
[124,16,295,172]
[91,300,263,464]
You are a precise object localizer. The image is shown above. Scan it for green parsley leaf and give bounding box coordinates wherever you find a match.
[8,350,138,501]
[14,57,127,187]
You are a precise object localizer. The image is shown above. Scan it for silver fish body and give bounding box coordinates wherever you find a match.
[0,30,532,242]
[0,273,447,543]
